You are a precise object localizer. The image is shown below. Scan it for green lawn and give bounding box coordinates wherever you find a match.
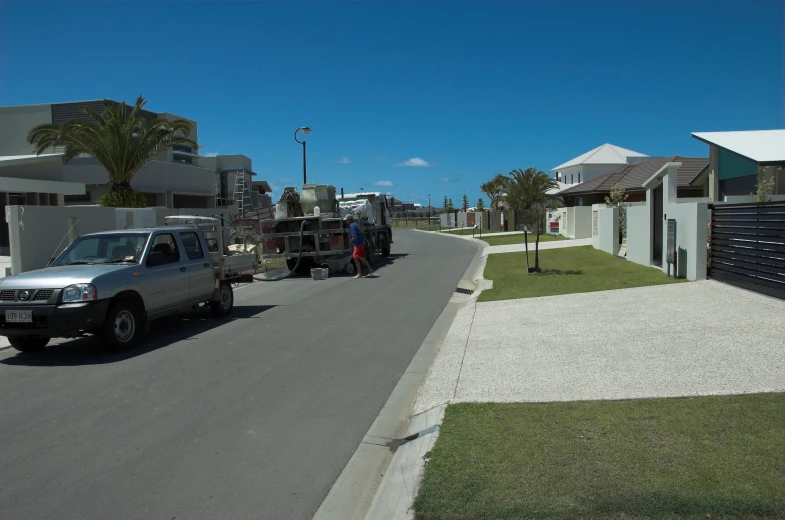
[480,233,566,246]
[392,220,440,231]
[414,394,785,520]
[479,245,684,302]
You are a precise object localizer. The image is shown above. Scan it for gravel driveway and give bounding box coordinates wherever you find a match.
[414,281,785,413]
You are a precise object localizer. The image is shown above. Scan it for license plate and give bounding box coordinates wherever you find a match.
[5,310,33,323]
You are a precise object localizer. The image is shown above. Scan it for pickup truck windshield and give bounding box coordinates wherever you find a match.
[52,233,150,266]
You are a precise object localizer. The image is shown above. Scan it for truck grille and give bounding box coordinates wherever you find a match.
[0,289,55,302]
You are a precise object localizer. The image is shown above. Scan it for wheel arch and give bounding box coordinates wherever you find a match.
[110,290,146,315]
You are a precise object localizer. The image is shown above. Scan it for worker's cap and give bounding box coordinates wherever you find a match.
[343,214,353,221]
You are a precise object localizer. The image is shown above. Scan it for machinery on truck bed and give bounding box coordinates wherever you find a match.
[258,185,393,276]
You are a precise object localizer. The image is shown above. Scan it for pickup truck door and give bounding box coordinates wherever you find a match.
[140,232,191,313]
[178,230,216,302]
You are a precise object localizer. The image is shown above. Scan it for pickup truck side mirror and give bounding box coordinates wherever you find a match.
[146,252,167,267]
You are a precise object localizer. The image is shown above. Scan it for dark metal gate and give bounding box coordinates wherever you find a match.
[709,201,785,299]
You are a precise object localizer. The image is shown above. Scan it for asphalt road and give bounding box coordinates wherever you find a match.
[0,229,477,520]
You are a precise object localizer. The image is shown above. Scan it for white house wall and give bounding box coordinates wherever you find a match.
[626,205,651,267]
[0,105,53,157]
[572,207,593,239]
[596,207,619,255]
[63,158,217,204]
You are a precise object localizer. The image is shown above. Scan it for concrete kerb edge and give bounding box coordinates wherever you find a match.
[312,240,486,520]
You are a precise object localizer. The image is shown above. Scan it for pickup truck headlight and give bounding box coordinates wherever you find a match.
[62,284,98,302]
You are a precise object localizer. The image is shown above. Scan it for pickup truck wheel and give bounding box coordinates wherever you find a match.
[210,282,234,317]
[103,301,140,352]
[9,335,49,353]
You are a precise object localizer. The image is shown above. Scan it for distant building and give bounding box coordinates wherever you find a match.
[0,99,272,214]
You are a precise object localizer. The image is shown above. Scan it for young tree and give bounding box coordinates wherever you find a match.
[505,168,560,273]
[27,95,196,208]
[752,167,775,203]
[604,184,629,243]
[462,194,469,212]
[443,195,449,211]
[475,198,485,211]
[480,173,509,209]
[446,198,455,213]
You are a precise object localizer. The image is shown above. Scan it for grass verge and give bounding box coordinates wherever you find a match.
[479,245,684,302]
[414,394,785,520]
[480,233,566,246]
[392,220,440,231]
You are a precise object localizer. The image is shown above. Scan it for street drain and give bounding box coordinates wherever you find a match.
[385,425,440,453]
[455,287,474,295]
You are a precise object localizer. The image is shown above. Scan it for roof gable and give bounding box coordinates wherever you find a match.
[692,129,785,165]
[550,143,648,172]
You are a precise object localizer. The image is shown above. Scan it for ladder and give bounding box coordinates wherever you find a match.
[232,172,253,215]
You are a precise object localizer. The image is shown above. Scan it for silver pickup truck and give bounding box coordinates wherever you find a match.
[0,217,257,353]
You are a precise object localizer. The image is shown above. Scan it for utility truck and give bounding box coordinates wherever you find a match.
[258,186,394,276]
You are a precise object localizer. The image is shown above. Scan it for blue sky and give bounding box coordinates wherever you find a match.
[1,1,783,206]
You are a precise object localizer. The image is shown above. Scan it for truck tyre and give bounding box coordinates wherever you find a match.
[9,335,49,353]
[103,300,140,352]
[210,282,234,317]
[344,260,355,275]
[382,240,391,257]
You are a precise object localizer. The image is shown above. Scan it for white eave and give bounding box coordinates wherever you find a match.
[0,153,64,166]
[0,176,86,195]
[550,144,648,172]
[692,129,785,165]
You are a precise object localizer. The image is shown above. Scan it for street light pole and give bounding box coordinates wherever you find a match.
[428,193,431,224]
[294,126,312,185]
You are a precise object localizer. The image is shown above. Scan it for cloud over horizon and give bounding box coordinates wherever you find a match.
[395,157,431,167]
[373,180,393,187]
[336,156,351,164]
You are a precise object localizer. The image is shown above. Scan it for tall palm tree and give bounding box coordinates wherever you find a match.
[505,167,561,272]
[27,95,196,207]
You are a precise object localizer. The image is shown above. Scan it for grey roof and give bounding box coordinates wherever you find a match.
[559,156,709,195]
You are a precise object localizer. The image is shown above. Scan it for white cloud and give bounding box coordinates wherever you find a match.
[373,180,393,187]
[395,157,431,167]
[205,151,219,157]
[337,156,351,164]
[375,155,386,161]
[438,177,451,183]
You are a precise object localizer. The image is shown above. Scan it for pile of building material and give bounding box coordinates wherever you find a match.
[339,199,376,224]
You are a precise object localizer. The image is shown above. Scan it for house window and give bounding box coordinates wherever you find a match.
[571,174,574,184]
[173,155,193,164]
[575,197,584,206]
[173,145,193,154]
[578,172,581,183]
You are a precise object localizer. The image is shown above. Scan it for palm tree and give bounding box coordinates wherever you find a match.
[27,95,196,207]
[505,167,561,273]
[480,173,509,209]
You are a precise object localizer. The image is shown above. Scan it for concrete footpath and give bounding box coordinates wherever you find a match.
[416,228,593,255]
